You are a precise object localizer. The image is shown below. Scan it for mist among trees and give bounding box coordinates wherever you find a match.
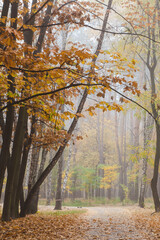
[0,0,160,226]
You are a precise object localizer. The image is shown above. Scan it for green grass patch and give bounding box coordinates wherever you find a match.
[63,198,123,207]
[39,197,154,208]
[39,198,123,207]
[38,209,87,216]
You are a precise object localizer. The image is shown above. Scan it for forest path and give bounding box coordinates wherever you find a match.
[1,204,159,239]
[83,206,156,240]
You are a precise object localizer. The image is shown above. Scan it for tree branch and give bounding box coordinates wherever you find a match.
[0,83,100,112]
[18,0,52,31]
[0,81,154,120]
[29,20,160,43]
[0,65,67,73]
[96,0,151,46]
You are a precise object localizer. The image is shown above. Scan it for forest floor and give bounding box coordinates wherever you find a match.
[83,206,160,239]
[0,204,160,239]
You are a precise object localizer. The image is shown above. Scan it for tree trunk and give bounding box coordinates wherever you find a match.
[151,123,160,211]
[0,102,14,198]
[0,6,16,196]
[147,7,159,212]
[128,111,134,200]
[33,148,48,210]
[107,188,112,199]
[139,114,154,207]
[27,145,40,214]
[46,171,52,205]
[97,109,105,197]
[54,155,63,210]
[123,115,127,186]
[2,107,27,221]
[62,143,72,199]
[71,141,78,201]
[115,112,124,201]
[16,114,36,212]
[134,117,140,202]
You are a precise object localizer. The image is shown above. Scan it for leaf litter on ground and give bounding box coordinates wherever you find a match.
[0,210,89,240]
[0,206,160,239]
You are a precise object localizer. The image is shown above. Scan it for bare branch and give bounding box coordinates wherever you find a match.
[0,65,68,73]
[30,20,160,43]
[109,86,154,119]
[0,81,154,121]
[74,1,103,21]
[96,0,151,46]
[0,83,101,112]
[75,22,160,44]
[18,0,52,31]
[18,0,77,31]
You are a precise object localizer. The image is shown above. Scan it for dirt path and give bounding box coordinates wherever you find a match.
[1,204,159,239]
[38,205,158,239]
[82,206,156,240]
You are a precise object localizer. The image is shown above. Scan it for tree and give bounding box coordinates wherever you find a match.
[0,0,95,220]
[0,0,142,221]
[139,113,154,207]
[122,0,160,211]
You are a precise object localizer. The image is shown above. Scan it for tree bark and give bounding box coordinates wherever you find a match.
[134,116,140,202]
[146,6,160,212]
[115,112,124,201]
[0,4,16,196]
[139,114,154,208]
[151,123,160,211]
[62,143,72,199]
[54,155,63,210]
[26,145,40,214]
[17,115,36,211]
[2,107,27,220]
[97,110,105,197]
[0,102,14,198]
[46,163,52,205]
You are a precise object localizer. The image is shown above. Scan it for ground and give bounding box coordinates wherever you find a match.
[83,206,159,239]
[0,205,160,239]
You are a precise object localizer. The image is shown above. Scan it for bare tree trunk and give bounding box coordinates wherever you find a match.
[62,143,72,199]
[139,114,154,207]
[54,155,63,210]
[54,25,68,208]
[97,110,105,197]
[128,111,134,201]
[71,141,78,201]
[2,107,27,220]
[46,150,56,205]
[0,101,14,197]
[46,171,52,205]
[150,62,160,211]
[147,6,160,212]
[115,112,124,201]
[123,115,127,186]
[16,115,36,212]
[134,117,140,202]
[0,3,16,197]
[151,123,160,211]
[26,145,40,214]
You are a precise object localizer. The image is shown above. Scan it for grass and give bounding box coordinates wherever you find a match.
[38,197,154,208]
[58,197,136,207]
[38,209,87,216]
[39,197,124,207]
